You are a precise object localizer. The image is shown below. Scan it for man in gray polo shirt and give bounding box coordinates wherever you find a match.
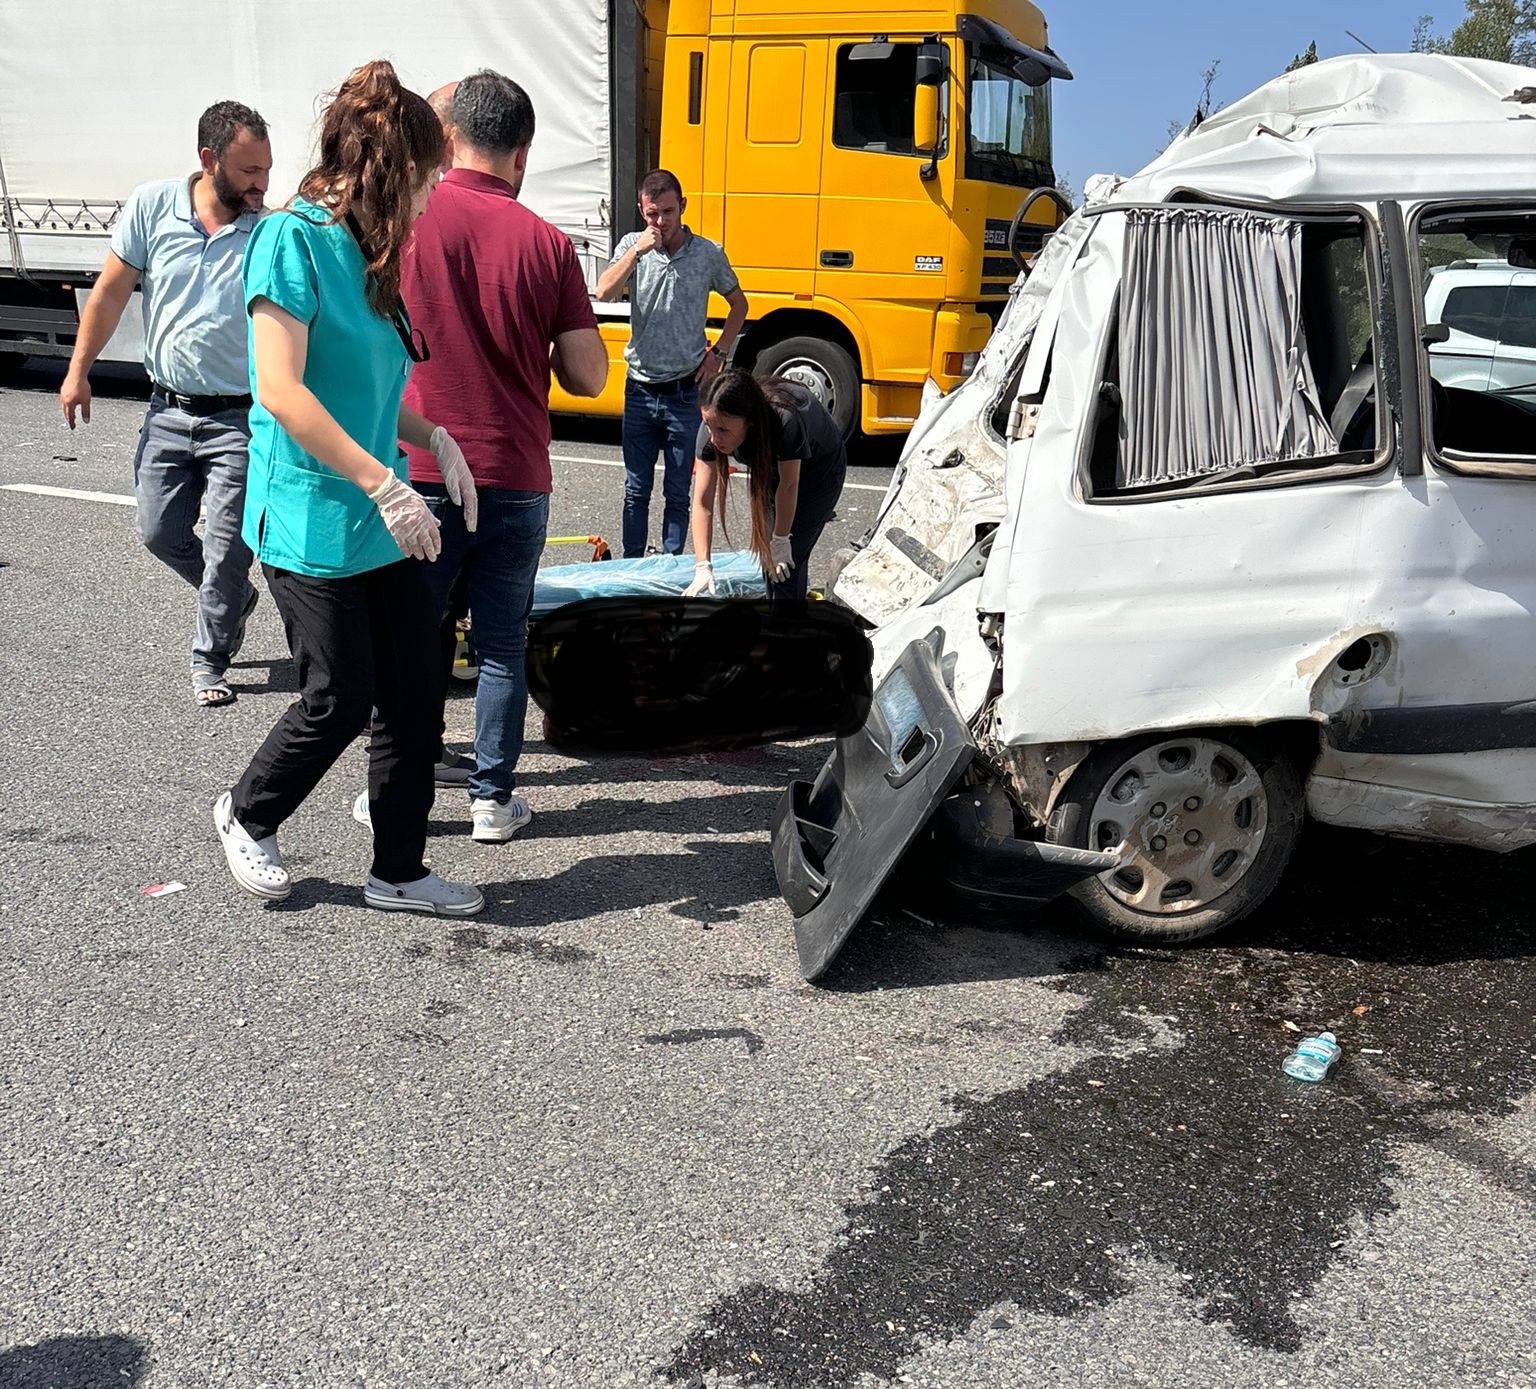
[596,169,748,558]
[61,101,271,707]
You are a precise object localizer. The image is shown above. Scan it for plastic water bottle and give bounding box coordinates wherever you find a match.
[1282,1031,1341,1082]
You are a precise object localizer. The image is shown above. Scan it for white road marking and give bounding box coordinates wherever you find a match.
[1,482,135,507]
[0,454,891,511]
[549,452,890,492]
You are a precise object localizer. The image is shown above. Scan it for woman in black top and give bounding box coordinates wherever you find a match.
[683,370,848,602]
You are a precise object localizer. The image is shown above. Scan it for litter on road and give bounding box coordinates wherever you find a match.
[140,881,187,898]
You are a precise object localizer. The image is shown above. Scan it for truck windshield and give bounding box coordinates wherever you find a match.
[965,48,1053,188]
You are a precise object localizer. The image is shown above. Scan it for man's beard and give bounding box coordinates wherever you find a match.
[212,166,260,214]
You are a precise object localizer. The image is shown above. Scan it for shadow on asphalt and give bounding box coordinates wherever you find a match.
[225,657,298,696]
[662,823,1536,1386]
[0,1334,149,1389]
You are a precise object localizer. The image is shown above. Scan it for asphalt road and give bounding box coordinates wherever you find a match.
[1,360,1532,1389]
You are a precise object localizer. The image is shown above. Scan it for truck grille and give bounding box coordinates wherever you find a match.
[981,216,1052,295]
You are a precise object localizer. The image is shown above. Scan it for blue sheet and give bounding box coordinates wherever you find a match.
[531,550,766,618]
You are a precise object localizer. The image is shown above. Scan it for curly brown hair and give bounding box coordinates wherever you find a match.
[296,60,443,319]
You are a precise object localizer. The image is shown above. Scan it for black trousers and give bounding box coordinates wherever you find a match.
[232,559,441,884]
[765,451,847,603]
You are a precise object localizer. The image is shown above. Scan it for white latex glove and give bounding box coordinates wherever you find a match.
[682,562,717,597]
[369,472,442,562]
[429,425,478,533]
[769,533,794,583]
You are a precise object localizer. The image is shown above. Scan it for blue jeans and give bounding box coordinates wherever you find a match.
[132,395,255,674]
[417,483,548,805]
[621,378,699,557]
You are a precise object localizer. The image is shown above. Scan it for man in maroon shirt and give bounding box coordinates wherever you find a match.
[400,70,608,843]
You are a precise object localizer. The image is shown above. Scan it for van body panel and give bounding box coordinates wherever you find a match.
[825,56,1536,865]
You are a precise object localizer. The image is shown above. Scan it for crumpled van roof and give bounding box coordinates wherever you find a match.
[1097,54,1536,206]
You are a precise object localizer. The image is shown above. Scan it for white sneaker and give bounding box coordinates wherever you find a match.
[353,790,371,828]
[362,870,484,917]
[471,795,533,843]
[214,791,291,901]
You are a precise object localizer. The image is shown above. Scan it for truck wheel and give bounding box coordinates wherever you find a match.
[1044,729,1303,943]
[752,336,859,439]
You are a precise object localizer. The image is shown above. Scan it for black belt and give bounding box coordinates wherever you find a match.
[152,384,253,415]
[630,371,699,396]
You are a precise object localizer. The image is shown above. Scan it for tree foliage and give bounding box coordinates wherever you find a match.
[1165,60,1223,147]
[1413,0,1536,63]
[1286,40,1320,72]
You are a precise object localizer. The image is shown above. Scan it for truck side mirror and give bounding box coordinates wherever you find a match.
[914,41,947,179]
[914,85,940,155]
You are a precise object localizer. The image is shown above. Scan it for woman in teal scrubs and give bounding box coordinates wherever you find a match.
[214,60,483,916]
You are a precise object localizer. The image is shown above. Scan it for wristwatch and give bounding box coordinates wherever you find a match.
[707,344,725,361]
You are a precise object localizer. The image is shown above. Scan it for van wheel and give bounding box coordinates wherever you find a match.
[751,336,859,439]
[1045,729,1303,943]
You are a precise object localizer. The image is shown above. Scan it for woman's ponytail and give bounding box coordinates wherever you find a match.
[295,60,443,318]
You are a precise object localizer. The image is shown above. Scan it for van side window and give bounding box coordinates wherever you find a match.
[1420,210,1536,465]
[833,44,921,155]
[1087,210,1379,498]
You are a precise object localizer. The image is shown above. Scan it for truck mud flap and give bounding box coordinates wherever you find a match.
[772,632,977,981]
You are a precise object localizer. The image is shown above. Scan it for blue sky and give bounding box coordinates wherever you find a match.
[1048,2,1440,193]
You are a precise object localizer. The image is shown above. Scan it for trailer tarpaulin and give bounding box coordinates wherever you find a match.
[0,0,613,274]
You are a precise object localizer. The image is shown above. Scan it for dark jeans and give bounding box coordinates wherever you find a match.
[417,483,549,804]
[621,378,699,557]
[232,559,441,883]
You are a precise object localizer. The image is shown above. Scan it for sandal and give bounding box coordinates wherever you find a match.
[214,791,291,900]
[194,670,236,708]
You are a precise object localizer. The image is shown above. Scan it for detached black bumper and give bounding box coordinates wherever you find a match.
[772,633,1117,981]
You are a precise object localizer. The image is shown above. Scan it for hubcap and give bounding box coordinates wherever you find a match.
[1086,738,1269,914]
[774,356,838,419]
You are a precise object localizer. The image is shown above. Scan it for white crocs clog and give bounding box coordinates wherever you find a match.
[214,791,291,901]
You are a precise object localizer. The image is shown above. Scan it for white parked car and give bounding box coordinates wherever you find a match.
[774,54,1536,979]
[1424,259,1536,408]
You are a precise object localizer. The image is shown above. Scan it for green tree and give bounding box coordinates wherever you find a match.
[1286,40,1320,71]
[1413,0,1536,62]
[1165,59,1223,147]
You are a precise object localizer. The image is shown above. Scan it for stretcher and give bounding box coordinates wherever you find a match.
[531,549,767,618]
[451,541,769,678]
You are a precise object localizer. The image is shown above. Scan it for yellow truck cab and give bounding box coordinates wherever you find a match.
[556,0,1071,436]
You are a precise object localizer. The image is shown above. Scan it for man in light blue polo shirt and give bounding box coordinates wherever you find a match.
[597,169,749,558]
[61,101,272,707]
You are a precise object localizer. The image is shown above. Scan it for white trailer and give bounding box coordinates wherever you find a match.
[0,0,638,367]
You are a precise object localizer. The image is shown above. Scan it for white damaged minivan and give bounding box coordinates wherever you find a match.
[773,55,1536,978]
